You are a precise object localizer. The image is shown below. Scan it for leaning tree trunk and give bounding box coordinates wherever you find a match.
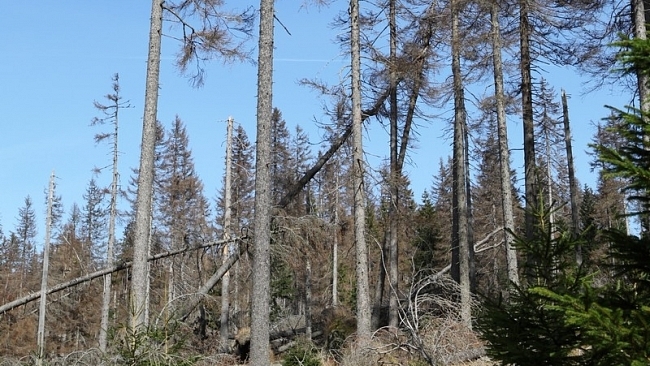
[351,0,372,341]
[451,0,472,329]
[131,0,163,331]
[562,91,581,264]
[250,0,274,363]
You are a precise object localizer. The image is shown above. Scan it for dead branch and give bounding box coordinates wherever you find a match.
[0,237,243,315]
[277,84,393,209]
[178,239,248,322]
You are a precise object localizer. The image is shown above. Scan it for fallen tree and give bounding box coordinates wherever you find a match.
[0,236,244,315]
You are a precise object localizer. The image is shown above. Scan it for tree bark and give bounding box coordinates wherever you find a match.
[491,1,519,287]
[250,0,274,363]
[561,91,581,264]
[520,0,537,243]
[387,0,400,330]
[99,75,122,352]
[131,0,163,331]
[37,172,55,366]
[351,0,372,341]
[451,0,472,329]
[220,116,234,348]
[0,238,241,315]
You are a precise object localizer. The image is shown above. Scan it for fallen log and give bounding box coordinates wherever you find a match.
[0,236,243,315]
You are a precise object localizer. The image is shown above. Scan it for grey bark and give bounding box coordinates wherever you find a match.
[491,1,519,287]
[0,237,241,315]
[305,257,312,342]
[131,0,163,331]
[387,0,400,329]
[451,0,472,329]
[633,0,650,232]
[250,0,274,363]
[332,172,340,307]
[633,0,650,110]
[351,0,372,341]
[220,116,234,348]
[37,171,55,366]
[99,75,122,353]
[178,241,246,322]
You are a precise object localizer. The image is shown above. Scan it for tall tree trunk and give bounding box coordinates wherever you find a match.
[99,76,121,352]
[387,0,400,329]
[351,0,372,341]
[131,0,163,331]
[332,172,340,307]
[220,116,234,349]
[451,0,472,329]
[562,91,581,264]
[37,171,55,366]
[520,0,537,242]
[633,0,650,232]
[491,1,519,287]
[250,0,274,363]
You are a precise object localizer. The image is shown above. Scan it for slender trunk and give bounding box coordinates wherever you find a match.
[634,0,650,108]
[491,1,519,287]
[220,117,234,349]
[372,233,387,328]
[131,0,163,330]
[520,0,537,242]
[250,0,274,363]
[37,171,55,366]
[332,173,340,307]
[562,91,581,264]
[451,0,472,329]
[351,0,372,341]
[633,0,650,232]
[305,256,312,342]
[387,0,400,329]
[99,85,121,352]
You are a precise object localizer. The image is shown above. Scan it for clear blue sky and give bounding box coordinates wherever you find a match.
[0,1,628,241]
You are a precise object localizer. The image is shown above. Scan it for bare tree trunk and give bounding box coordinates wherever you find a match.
[561,91,581,264]
[250,0,274,363]
[634,0,650,108]
[37,171,55,366]
[305,256,312,342]
[387,0,400,330]
[220,117,234,348]
[99,78,122,352]
[491,1,519,287]
[451,0,472,329]
[633,0,650,232]
[372,234,387,329]
[0,237,241,315]
[351,0,372,341]
[332,172,340,307]
[131,0,163,331]
[520,0,537,243]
